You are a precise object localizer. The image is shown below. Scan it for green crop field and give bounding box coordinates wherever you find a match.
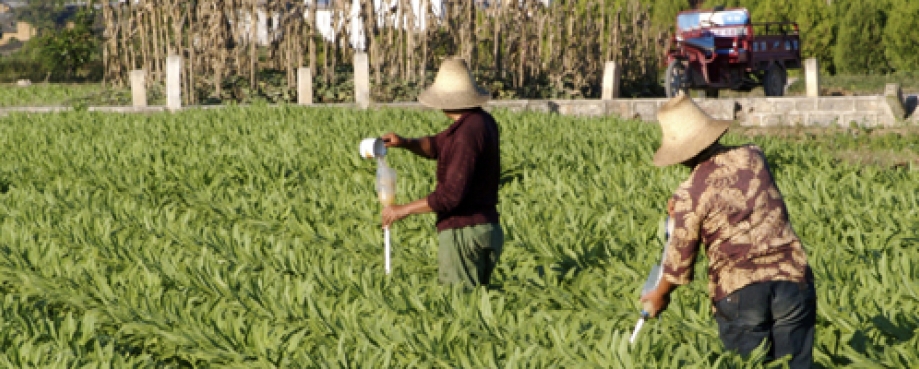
[0,83,109,107]
[0,107,917,367]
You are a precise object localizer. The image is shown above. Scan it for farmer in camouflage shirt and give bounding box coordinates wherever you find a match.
[640,94,816,368]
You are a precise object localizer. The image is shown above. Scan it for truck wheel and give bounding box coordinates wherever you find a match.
[763,65,787,97]
[665,61,688,98]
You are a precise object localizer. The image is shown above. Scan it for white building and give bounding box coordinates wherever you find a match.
[312,0,446,51]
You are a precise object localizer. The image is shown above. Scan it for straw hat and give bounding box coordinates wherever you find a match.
[653,94,732,167]
[418,57,490,110]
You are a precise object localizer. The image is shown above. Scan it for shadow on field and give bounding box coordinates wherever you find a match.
[905,96,917,118]
[499,160,535,187]
[533,242,611,282]
[869,314,916,342]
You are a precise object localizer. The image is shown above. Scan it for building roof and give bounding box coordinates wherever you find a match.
[0,12,15,34]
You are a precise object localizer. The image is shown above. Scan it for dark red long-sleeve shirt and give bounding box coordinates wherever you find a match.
[426,109,501,232]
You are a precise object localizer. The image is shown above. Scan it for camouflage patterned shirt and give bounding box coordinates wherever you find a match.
[663,145,812,303]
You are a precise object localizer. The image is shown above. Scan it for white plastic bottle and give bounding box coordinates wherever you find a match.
[376,158,397,206]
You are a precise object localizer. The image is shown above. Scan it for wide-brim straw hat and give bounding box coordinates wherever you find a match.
[653,94,732,167]
[418,57,490,110]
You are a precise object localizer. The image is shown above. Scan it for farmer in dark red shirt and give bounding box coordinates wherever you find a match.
[381,57,502,287]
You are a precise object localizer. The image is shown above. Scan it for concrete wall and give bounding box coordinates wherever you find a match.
[1,96,912,128]
[735,96,898,127]
[493,96,906,127]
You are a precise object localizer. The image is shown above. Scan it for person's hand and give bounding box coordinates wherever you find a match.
[382,204,409,228]
[381,133,407,148]
[639,288,671,318]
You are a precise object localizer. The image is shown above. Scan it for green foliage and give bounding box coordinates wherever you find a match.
[34,8,99,80]
[0,107,917,366]
[832,1,890,75]
[649,0,691,31]
[750,0,795,23]
[785,71,919,96]
[0,83,109,107]
[0,5,102,83]
[882,0,919,72]
[790,0,837,74]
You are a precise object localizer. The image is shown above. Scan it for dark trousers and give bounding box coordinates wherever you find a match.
[714,281,817,368]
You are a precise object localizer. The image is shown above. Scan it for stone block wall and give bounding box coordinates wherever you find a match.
[0,95,911,128]
[735,96,896,127]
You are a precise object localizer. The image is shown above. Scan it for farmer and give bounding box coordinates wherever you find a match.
[380,57,503,287]
[640,94,816,368]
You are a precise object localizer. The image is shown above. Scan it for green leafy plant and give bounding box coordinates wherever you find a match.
[0,107,916,367]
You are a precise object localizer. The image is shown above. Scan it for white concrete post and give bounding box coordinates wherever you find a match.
[805,58,820,98]
[298,67,313,105]
[354,52,371,109]
[130,70,147,108]
[166,55,182,110]
[885,83,906,119]
[601,61,621,100]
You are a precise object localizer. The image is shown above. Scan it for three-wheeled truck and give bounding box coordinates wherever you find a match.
[664,7,802,97]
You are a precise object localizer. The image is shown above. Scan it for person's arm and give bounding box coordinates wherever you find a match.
[640,188,703,317]
[382,198,433,228]
[640,278,677,317]
[381,133,437,159]
[380,122,484,228]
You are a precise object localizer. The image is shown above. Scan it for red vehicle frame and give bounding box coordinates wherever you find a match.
[664,7,802,97]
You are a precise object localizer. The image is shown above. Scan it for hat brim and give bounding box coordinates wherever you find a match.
[652,119,731,167]
[418,88,490,110]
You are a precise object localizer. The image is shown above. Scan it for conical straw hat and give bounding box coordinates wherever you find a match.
[653,94,732,167]
[418,57,490,110]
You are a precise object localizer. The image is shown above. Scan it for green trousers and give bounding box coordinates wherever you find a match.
[437,223,504,287]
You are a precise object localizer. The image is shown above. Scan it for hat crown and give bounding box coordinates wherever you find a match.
[431,58,478,92]
[418,57,490,110]
[658,95,714,143]
[653,94,732,166]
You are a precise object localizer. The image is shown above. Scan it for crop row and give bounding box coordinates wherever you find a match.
[0,107,917,367]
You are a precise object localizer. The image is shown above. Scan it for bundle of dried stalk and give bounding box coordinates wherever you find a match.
[100,0,667,103]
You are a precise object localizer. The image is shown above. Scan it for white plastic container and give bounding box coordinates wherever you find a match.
[376,158,397,206]
[359,138,387,159]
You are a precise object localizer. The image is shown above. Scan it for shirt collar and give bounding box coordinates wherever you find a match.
[444,108,482,135]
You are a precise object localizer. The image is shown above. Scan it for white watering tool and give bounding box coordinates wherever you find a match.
[360,138,396,274]
[630,215,674,344]
[359,138,387,159]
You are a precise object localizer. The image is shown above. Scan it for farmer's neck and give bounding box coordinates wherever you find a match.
[682,143,725,169]
[443,108,479,122]
[444,112,463,121]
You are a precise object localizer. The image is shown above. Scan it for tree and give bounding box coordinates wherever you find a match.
[883,0,919,72]
[35,7,99,80]
[789,0,837,74]
[650,0,691,30]
[16,0,69,34]
[700,0,756,9]
[833,0,889,74]
[751,0,795,23]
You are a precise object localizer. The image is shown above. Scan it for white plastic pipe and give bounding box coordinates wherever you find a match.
[629,316,645,344]
[384,227,391,275]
